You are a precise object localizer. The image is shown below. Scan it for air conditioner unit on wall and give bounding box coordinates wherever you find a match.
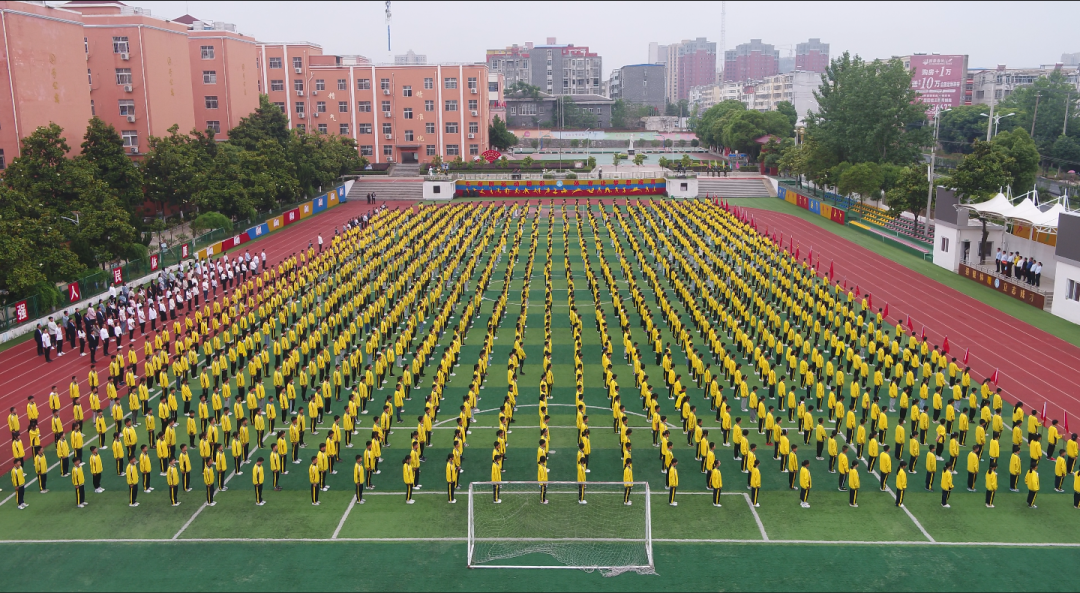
[384,134,392,140]
[470,88,477,94]
[120,53,130,61]
[383,89,391,95]
[312,90,318,96]
[296,90,304,97]
[126,115,135,123]
[295,67,302,74]
[471,110,478,117]
[383,111,391,118]
[314,112,320,118]
[124,84,133,93]
[129,146,138,154]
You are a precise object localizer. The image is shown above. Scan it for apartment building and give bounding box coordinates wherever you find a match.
[486,38,602,96]
[175,15,259,137]
[724,39,779,83]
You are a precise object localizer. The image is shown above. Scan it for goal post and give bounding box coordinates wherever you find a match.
[467,481,655,577]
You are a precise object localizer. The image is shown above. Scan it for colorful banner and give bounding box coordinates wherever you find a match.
[67,282,80,303]
[312,195,327,214]
[778,187,846,227]
[298,201,314,220]
[807,198,821,215]
[454,178,665,198]
[327,190,339,208]
[150,254,159,271]
[246,223,270,240]
[335,184,347,203]
[14,300,28,323]
[283,208,301,225]
[112,267,123,285]
[269,215,285,232]
[181,243,190,259]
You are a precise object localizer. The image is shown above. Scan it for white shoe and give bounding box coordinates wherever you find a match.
[585,469,591,473]
[669,502,677,507]
[207,501,216,506]
[942,504,950,508]
[39,489,49,494]
[580,500,588,505]
[415,485,422,489]
[406,499,415,504]
[850,504,858,508]
[257,501,266,506]
[449,499,457,504]
[129,503,139,507]
[144,489,152,494]
[95,488,104,493]
[331,471,338,475]
[754,503,760,507]
[172,502,182,507]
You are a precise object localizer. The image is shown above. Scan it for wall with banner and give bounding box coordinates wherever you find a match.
[454,178,665,198]
[777,186,846,225]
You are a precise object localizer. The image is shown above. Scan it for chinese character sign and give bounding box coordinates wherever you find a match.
[68,282,80,303]
[14,300,29,323]
[112,267,123,285]
[909,55,966,110]
[181,243,190,259]
[150,254,159,271]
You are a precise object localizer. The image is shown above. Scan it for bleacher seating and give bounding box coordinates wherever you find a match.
[849,202,935,242]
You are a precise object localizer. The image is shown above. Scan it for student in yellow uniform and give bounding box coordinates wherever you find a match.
[11,459,27,509]
[709,459,723,507]
[166,458,181,506]
[252,457,265,505]
[538,455,550,504]
[622,458,634,506]
[72,458,86,508]
[491,455,503,504]
[89,446,104,493]
[578,456,590,504]
[666,458,679,506]
[798,459,812,508]
[203,459,217,506]
[309,456,321,506]
[403,455,416,505]
[984,461,998,508]
[749,459,762,507]
[940,466,954,508]
[446,454,458,504]
[848,464,861,507]
[894,461,908,507]
[1025,462,1040,508]
[966,445,982,492]
[125,457,140,507]
[33,449,49,493]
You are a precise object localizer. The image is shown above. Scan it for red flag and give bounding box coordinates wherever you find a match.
[990,368,999,384]
[829,260,834,280]
[844,279,848,290]
[962,347,969,365]
[1064,411,1070,434]
[867,293,873,309]
[942,336,950,354]
[883,303,889,318]
[1041,402,1048,425]
[920,325,926,340]
[855,285,861,297]
[795,245,800,260]
[807,246,812,264]
[789,235,794,253]
[906,316,914,334]
[780,232,784,249]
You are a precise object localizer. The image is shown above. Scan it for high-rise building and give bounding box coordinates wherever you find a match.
[657,38,717,103]
[486,38,602,96]
[968,65,1079,106]
[609,64,665,113]
[648,42,668,66]
[795,38,829,73]
[1061,52,1080,67]
[724,39,779,83]
[689,70,822,125]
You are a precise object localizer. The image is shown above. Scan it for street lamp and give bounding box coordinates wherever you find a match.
[925,107,950,239]
[980,111,1015,138]
[58,211,80,225]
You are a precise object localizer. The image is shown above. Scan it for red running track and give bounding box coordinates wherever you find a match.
[0,199,410,472]
[750,208,1080,423]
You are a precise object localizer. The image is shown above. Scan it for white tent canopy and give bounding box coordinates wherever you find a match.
[957,193,1068,233]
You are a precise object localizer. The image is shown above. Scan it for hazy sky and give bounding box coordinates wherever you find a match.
[125,1,1079,77]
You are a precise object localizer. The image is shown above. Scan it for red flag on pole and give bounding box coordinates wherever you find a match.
[844,279,848,290]
[867,293,873,309]
[855,284,861,297]
[920,325,926,340]
[807,246,812,264]
[942,336,950,354]
[962,347,969,365]
[1041,402,1048,425]
[829,261,834,280]
[779,232,784,249]
[1064,411,1070,434]
[906,316,914,334]
[990,368,1000,384]
[795,245,800,260]
[883,303,889,318]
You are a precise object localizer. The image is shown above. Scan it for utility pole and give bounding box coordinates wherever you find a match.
[925,107,948,239]
[1065,91,1072,136]
[1030,91,1042,137]
[986,64,1005,141]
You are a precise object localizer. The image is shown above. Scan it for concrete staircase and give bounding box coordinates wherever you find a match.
[697,177,773,198]
[347,178,425,202]
[389,162,421,177]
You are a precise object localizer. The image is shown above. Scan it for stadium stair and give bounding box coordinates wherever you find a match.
[697,177,773,198]
[347,178,425,201]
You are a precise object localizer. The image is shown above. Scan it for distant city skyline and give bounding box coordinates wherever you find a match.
[127,1,1080,78]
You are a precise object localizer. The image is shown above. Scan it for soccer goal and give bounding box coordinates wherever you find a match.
[467,481,655,577]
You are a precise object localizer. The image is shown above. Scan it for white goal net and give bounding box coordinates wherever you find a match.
[467,481,655,577]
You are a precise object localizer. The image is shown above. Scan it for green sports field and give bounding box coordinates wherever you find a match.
[2,198,1079,592]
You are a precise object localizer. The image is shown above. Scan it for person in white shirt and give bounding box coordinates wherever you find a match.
[41,331,53,362]
[98,326,110,356]
[994,249,1003,273]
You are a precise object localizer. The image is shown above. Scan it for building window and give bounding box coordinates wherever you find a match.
[445,100,458,112]
[940,237,950,253]
[338,101,348,113]
[294,79,304,92]
[358,123,372,134]
[273,102,285,112]
[206,121,221,133]
[90,100,95,116]
[340,124,350,135]
[358,101,372,112]
[84,37,88,54]
[469,122,479,134]
[518,103,537,116]
[1068,279,1080,302]
[337,79,347,91]
[468,77,478,90]
[87,69,92,85]
[424,100,434,112]
[469,144,479,156]
[445,77,458,89]
[292,57,303,71]
[315,101,326,113]
[488,81,499,92]
[381,100,391,113]
[426,145,436,156]
[380,78,390,91]
[468,99,478,111]
[271,79,284,92]
[205,96,219,109]
[121,130,138,148]
[445,122,459,134]
[317,123,327,133]
[115,68,132,85]
[383,145,393,157]
[118,100,135,116]
[268,57,282,69]
[509,106,516,115]
[405,130,414,142]
[295,101,305,115]
[357,78,370,90]
[402,85,412,97]
[423,78,433,90]
[382,123,392,135]
[0,149,5,170]
[403,108,413,119]
[360,145,373,156]
[425,123,435,134]
[297,124,305,132]
[315,79,325,91]
[112,36,129,54]
[203,71,217,84]
[201,45,215,60]
[446,144,459,156]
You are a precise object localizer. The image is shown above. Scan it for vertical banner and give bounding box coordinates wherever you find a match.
[14,300,29,323]
[181,243,190,259]
[112,267,124,285]
[68,282,81,303]
[150,254,159,271]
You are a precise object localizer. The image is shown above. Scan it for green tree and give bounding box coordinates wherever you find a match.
[937,104,991,154]
[633,153,646,166]
[0,184,84,294]
[807,52,931,165]
[228,94,292,151]
[506,81,542,100]
[999,70,1079,151]
[775,101,798,128]
[665,99,689,117]
[1050,135,1080,170]
[721,110,793,158]
[142,124,201,215]
[946,140,1015,262]
[79,117,145,237]
[288,130,361,198]
[838,162,884,201]
[884,164,932,236]
[610,99,628,129]
[693,100,746,148]
[488,115,518,151]
[190,212,232,234]
[990,128,1040,193]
